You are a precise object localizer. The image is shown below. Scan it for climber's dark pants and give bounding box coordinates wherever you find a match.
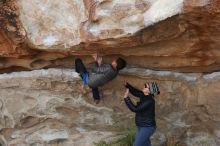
[75,58,100,100]
[91,87,100,100]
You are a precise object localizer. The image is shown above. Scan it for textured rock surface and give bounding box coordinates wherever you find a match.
[17,0,87,50]
[0,0,220,72]
[0,68,219,146]
[0,69,120,146]
[0,0,220,146]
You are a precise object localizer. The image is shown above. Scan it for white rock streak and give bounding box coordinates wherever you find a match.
[0,67,215,82]
[121,67,200,81]
[0,68,79,80]
[144,0,184,26]
[43,35,58,46]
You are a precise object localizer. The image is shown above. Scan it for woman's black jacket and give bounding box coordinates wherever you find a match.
[124,83,156,127]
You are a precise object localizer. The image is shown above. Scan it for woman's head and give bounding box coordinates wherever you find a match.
[144,82,160,96]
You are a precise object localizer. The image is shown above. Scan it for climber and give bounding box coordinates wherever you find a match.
[75,53,126,104]
[123,82,160,146]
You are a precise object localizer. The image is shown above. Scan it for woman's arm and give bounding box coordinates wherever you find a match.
[124,97,151,113]
[125,82,144,98]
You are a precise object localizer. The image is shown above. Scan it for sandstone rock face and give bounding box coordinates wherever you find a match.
[0,0,220,72]
[17,0,184,48]
[17,0,87,50]
[0,69,119,146]
[0,68,219,146]
[0,0,220,146]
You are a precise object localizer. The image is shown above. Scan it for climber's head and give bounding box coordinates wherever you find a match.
[112,57,126,71]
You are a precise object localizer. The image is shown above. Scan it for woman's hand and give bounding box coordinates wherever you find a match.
[124,88,129,98]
